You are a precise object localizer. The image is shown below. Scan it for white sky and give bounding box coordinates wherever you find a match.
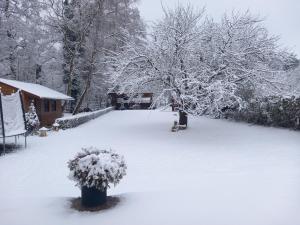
[138,0,300,57]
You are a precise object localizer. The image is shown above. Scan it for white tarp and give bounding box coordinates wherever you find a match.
[0,92,26,137]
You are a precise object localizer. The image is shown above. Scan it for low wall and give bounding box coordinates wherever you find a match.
[56,107,114,130]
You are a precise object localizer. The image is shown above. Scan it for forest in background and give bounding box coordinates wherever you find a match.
[0,0,145,113]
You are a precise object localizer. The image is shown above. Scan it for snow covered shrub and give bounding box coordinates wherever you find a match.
[25,102,40,134]
[225,97,300,129]
[68,147,127,191]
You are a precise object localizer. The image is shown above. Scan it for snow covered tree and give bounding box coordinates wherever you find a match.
[283,65,300,96]
[46,0,145,113]
[197,11,295,115]
[0,0,60,85]
[25,101,40,134]
[71,0,146,114]
[110,5,295,126]
[110,5,205,126]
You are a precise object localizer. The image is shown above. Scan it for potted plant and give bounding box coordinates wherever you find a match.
[68,147,127,207]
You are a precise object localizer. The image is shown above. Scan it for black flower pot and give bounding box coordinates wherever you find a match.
[179,110,188,127]
[81,186,107,207]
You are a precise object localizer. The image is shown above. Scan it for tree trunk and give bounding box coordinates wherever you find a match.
[67,0,104,114]
[62,55,75,110]
[5,0,17,80]
[8,52,17,79]
[66,56,75,97]
[171,98,176,111]
[179,110,188,128]
[72,77,91,115]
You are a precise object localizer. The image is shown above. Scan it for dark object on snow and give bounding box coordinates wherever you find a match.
[179,110,188,128]
[0,143,23,155]
[71,196,120,212]
[81,186,107,207]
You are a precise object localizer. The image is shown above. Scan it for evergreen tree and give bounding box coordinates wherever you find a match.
[25,101,40,134]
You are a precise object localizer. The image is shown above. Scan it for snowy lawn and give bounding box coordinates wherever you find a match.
[0,110,300,225]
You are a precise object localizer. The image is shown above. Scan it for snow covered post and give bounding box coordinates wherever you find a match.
[39,127,48,137]
[171,120,179,132]
[52,122,60,131]
[179,111,188,128]
[68,147,127,207]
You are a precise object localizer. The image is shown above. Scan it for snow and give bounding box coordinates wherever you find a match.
[0,110,300,225]
[53,122,60,127]
[0,78,73,100]
[39,127,48,131]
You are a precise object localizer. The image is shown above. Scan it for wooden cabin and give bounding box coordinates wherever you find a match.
[0,78,73,127]
[109,93,153,110]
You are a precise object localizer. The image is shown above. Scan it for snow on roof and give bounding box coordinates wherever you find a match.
[0,78,74,100]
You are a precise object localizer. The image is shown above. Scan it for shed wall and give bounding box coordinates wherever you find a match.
[0,82,64,127]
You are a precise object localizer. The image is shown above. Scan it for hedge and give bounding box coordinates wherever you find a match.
[225,97,300,130]
[56,107,114,130]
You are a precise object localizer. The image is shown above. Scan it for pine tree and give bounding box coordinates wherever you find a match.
[25,101,40,134]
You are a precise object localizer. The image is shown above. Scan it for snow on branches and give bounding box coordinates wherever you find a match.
[110,5,294,118]
[68,147,127,191]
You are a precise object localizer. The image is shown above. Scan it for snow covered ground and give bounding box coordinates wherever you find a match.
[0,110,300,225]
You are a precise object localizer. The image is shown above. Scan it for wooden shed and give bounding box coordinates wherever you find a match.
[109,93,153,110]
[0,78,73,127]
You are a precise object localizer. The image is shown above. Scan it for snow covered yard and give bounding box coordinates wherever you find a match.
[0,110,300,225]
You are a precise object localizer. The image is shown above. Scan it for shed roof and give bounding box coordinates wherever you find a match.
[0,78,73,100]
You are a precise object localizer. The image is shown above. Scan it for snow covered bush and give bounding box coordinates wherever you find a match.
[25,102,40,134]
[225,96,300,129]
[68,147,127,191]
[56,107,114,129]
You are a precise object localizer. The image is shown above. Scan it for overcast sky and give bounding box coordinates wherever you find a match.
[138,0,300,57]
